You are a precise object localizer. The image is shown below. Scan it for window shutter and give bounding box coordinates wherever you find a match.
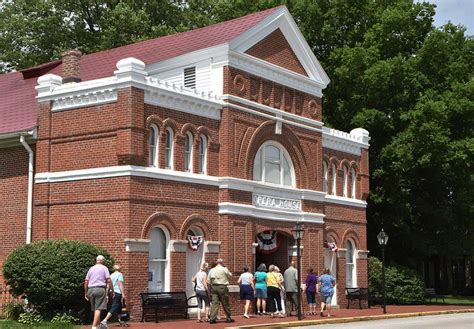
[184,66,196,89]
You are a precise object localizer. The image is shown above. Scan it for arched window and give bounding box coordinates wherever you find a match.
[351,168,356,199]
[323,162,328,193]
[198,135,207,174]
[184,132,193,172]
[165,128,174,170]
[149,124,159,167]
[343,166,349,197]
[331,163,337,195]
[345,240,356,288]
[148,226,169,292]
[253,142,295,187]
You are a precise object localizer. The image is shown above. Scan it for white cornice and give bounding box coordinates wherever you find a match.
[322,127,370,155]
[218,202,325,224]
[228,51,324,97]
[222,94,323,129]
[324,195,367,208]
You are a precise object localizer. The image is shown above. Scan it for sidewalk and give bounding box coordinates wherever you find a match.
[79,305,474,328]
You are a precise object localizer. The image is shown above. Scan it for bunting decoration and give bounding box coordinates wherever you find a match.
[256,231,282,254]
[323,240,338,252]
[187,235,204,251]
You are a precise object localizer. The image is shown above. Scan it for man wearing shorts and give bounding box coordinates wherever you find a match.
[84,255,113,329]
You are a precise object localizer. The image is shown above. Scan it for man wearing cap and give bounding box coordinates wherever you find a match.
[208,258,234,324]
[84,255,113,329]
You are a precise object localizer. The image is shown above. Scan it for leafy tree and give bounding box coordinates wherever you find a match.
[2,240,114,313]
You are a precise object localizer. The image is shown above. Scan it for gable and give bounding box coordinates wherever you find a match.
[245,29,308,77]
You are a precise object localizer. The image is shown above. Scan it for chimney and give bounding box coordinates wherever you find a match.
[61,49,82,83]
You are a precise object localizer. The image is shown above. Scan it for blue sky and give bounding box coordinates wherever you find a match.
[425,0,473,34]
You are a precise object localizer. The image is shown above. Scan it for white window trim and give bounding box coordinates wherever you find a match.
[343,166,348,198]
[253,141,296,188]
[322,162,328,193]
[198,135,208,174]
[351,168,356,199]
[165,127,174,170]
[184,132,193,172]
[345,239,357,288]
[149,124,159,167]
[331,164,337,196]
[149,224,171,292]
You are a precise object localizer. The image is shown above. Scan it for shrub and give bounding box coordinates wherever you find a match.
[18,310,42,325]
[368,256,424,304]
[50,312,80,324]
[2,240,114,313]
[4,302,24,320]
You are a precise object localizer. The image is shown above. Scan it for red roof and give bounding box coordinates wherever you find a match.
[0,6,281,135]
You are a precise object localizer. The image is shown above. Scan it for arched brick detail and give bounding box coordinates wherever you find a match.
[340,159,351,170]
[341,229,360,249]
[329,156,340,168]
[197,126,213,143]
[146,114,163,130]
[324,228,341,246]
[179,214,213,241]
[141,212,178,239]
[243,121,309,189]
[349,161,359,173]
[323,155,330,165]
[162,118,178,132]
[180,123,198,137]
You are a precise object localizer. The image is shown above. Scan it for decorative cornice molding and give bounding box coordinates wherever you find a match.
[218,202,325,224]
[324,194,367,208]
[228,51,323,97]
[51,89,117,112]
[322,127,370,155]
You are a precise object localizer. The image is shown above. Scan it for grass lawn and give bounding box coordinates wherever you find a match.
[426,295,474,305]
[0,320,74,329]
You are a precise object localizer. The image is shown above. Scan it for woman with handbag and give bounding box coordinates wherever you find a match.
[266,265,285,318]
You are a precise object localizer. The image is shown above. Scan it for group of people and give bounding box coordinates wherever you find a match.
[193,259,336,323]
[84,255,126,329]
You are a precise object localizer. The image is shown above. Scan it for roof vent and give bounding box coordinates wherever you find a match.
[61,49,82,83]
[184,66,196,89]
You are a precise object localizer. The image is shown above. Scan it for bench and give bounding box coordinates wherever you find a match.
[425,288,446,303]
[140,292,198,323]
[345,287,369,309]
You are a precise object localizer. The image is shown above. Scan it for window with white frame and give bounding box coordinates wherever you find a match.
[343,166,349,197]
[253,142,295,187]
[331,163,337,195]
[198,135,207,174]
[165,128,174,169]
[184,132,193,172]
[351,168,356,198]
[345,240,356,288]
[323,162,328,193]
[149,124,159,167]
[148,226,169,292]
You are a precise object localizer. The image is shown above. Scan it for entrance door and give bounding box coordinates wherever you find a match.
[149,227,168,292]
[323,249,337,306]
[186,228,205,312]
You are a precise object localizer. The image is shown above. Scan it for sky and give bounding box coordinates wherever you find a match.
[425,0,474,34]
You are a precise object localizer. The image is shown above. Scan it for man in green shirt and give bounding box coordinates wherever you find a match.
[284,261,298,316]
[208,258,235,324]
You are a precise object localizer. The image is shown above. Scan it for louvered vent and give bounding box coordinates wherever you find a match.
[184,66,196,89]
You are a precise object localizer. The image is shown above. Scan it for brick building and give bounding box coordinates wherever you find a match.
[0,6,370,317]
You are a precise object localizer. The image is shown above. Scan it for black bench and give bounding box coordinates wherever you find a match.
[425,288,446,303]
[140,292,198,322]
[346,287,369,309]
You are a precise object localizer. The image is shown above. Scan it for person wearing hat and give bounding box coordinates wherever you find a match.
[84,255,113,329]
[207,258,234,324]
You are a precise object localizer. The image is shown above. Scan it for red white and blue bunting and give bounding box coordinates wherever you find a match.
[187,235,204,251]
[323,240,338,252]
[256,231,282,254]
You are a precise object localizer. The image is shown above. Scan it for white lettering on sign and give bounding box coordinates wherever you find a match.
[253,194,301,211]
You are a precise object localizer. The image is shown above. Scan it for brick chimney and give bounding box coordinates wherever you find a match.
[61,49,82,83]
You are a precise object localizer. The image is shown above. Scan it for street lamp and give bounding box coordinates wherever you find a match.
[377,228,389,314]
[291,222,304,320]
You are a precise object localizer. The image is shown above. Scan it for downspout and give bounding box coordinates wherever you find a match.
[20,135,34,244]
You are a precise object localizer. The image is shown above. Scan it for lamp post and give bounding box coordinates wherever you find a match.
[377,228,389,314]
[291,222,304,320]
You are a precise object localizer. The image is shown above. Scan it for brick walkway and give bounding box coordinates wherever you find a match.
[78,305,474,328]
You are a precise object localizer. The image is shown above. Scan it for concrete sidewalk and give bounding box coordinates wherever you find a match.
[78,305,474,329]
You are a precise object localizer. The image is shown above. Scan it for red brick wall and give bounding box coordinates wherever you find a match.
[0,146,30,285]
[246,29,308,77]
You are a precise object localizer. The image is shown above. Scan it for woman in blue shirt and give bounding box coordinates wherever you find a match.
[318,267,336,317]
[254,263,268,316]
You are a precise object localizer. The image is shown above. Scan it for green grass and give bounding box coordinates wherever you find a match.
[426,295,474,305]
[0,320,74,329]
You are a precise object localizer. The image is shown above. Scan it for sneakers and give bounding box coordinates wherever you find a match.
[243,314,250,319]
[225,318,235,323]
[99,321,108,329]
[257,311,262,316]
